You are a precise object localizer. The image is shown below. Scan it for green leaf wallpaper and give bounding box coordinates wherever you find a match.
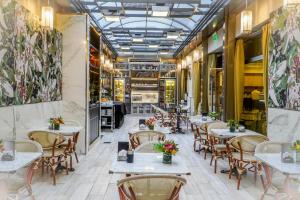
[0,0,62,107]
[269,6,300,111]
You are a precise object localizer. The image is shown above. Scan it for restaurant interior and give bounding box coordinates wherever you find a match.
[0,0,300,199]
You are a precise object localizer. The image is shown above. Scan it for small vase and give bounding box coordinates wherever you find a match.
[296,151,300,163]
[229,126,235,133]
[54,124,60,130]
[148,125,154,130]
[163,153,172,164]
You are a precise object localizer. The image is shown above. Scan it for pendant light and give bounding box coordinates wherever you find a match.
[283,0,300,7]
[41,0,54,30]
[240,0,252,33]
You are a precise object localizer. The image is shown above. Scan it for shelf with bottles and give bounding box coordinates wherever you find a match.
[114,79,125,102]
[130,63,159,71]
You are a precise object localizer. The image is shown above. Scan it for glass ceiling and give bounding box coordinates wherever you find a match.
[73,0,214,57]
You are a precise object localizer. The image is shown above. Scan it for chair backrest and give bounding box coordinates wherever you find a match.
[28,131,65,150]
[228,134,268,154]
[129,131,165,148]
[207,121,227,135]
[135,142,157,153]
[16,139,43,153]
[64,120,81,126]
[117,175,186,200]
[255,141,282,154]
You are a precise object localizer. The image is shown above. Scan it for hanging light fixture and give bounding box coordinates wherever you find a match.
[240,0,252,33]
[283,0,300,7]
[41,0,54,30]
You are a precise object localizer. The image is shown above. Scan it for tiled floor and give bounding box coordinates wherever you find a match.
[32,114,270,200]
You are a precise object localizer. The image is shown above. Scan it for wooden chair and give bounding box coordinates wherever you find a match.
[255,141,299,199]
[227,134,268,190]
[28,131,70,185]
[129,131,165,149]
[135,142,157,153]
[63,120,81,163]
[207,122,228,173]
[196,124,212,159]
[4,139,42,200]
[117,175,186,200]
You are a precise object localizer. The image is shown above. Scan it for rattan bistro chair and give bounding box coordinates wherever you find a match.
[4,139,42,200]
[227,134,268,190]
[129,130,165,149]
[117,175,186,200]
[207,122,228,173]
[135,142,157,153]
[28,131,70,185]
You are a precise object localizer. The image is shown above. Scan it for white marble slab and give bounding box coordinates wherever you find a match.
[189,116,215,126]
[30,125,83,136]
[0,152,42,173]
[255,153,300,175]
[109,153,191,176]
[210,128,260,139]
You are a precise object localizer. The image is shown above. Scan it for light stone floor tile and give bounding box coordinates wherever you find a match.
[30,114,274,200]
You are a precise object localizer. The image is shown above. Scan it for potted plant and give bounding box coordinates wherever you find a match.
[145,117,156,130]
[49,117,64,130]
[154,140,179,164]
[208,112,218,120]
[227,120,238,133]
[292,140,300,162]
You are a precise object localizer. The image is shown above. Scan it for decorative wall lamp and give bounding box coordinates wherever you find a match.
[240,0,252,33]
[41,0,54,30]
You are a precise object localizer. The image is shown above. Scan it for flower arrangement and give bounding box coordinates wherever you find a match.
[154,140,179,164]
[145,117,156,130]
[208,112,218,120]
[49,116,64,130]
[154,140,179,155]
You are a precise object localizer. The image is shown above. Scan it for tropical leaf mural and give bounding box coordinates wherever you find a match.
[269,6,300,111]
[0,0,62,107]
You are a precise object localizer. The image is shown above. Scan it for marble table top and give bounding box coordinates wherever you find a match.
[0,152,42,173]
[255,153,300,175]
[210,128,260,139]
[109,153,191,176]
[189,116,215,126]
[30,126,83,136]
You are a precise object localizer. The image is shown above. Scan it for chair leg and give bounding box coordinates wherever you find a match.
[193,141,196,151]
[74,151,79,163]
[51,167,56,185]
[229,160,234,179]
[237,174,241,190]
[204,149,207,160]
[214,158,217,174]
[65,160,69,175]
[210,155,214,166]
[70,155,73,170]
[41,160,44,176]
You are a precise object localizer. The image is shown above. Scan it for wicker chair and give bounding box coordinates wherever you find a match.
[129,131,165,149]
[196,123,213,159]
[255,141,300,199]
[207,122,228,173]
[117,175,186,200]
[135,142,157,153]
[28,131,70,185]
[227,134,268,190]
[4,139,42,200]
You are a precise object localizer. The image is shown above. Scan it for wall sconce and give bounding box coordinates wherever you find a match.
[240,0,252,33]
[41,1,54,30]
[241,10,252,33]
[193,50,200,61]
[182,59,187,68]
[283,0,300,7]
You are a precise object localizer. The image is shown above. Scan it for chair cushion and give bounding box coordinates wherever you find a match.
[214,144,227,151]
[43,147,66,158]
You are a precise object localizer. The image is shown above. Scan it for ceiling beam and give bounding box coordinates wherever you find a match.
[103,27,188,32]
[82,0,208,4]
[88,12,206,18]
